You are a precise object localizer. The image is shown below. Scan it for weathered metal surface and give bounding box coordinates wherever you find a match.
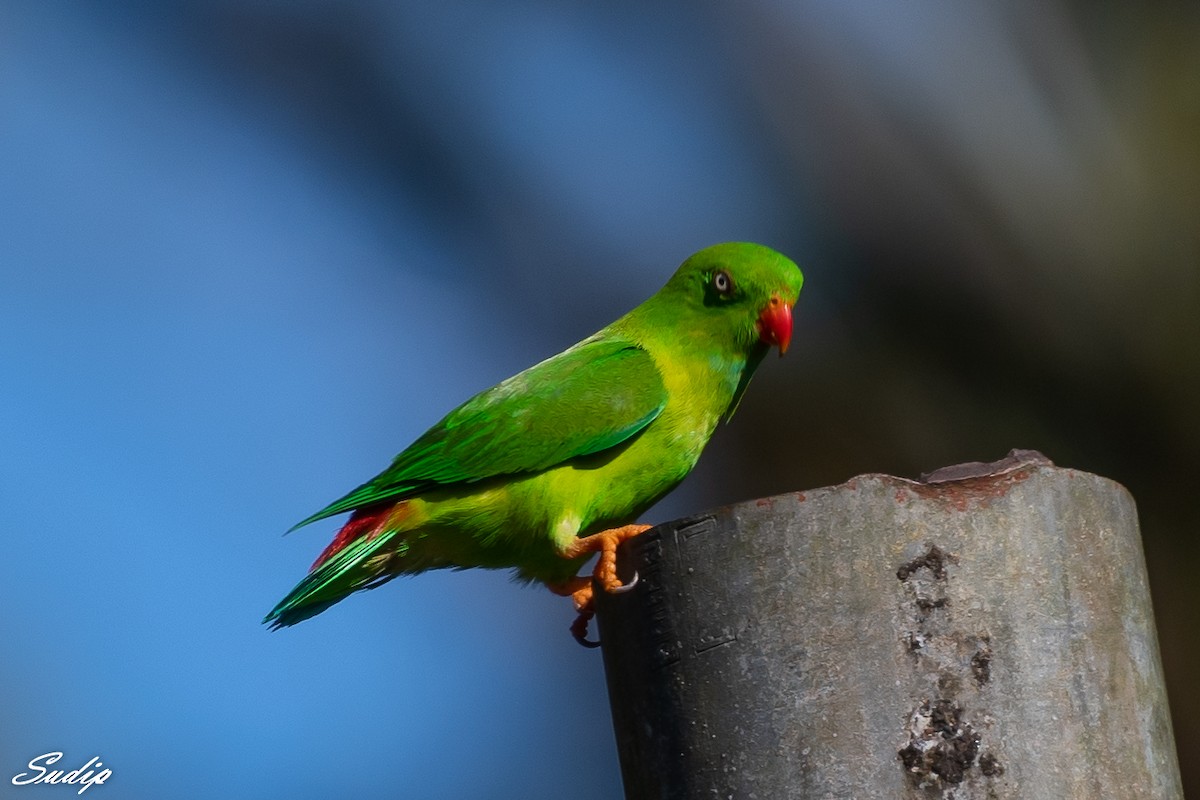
[596,454,1181,799]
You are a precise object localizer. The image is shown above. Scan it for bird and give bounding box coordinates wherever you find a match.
[265,242,803,645]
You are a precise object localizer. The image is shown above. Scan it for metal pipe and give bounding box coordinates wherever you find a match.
[596,452,1181,799]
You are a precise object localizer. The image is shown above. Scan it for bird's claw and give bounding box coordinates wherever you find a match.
[571,611,602,648]
[568,571,639,647]
[607,570,639,594]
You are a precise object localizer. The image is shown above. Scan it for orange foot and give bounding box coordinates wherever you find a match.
[548,524,652,647]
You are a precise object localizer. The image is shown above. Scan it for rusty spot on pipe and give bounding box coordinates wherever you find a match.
[897,544,956,581]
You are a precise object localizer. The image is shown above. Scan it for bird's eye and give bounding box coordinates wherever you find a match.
[711,269,734,296]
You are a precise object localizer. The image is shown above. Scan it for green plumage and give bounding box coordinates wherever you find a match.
[266,242,803,628]
[289,339,667,530]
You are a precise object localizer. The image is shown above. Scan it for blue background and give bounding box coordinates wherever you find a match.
[3,2,1198,798]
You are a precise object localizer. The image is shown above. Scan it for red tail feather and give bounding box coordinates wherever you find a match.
[310,504,394,571]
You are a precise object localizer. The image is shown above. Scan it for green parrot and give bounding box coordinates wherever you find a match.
[265,242,803,645]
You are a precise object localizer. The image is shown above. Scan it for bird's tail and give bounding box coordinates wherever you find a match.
[264,503,409,629]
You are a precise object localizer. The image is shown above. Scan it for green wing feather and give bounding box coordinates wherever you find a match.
[291,336,667,530]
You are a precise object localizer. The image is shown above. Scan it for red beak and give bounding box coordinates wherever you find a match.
[757,294,793,355]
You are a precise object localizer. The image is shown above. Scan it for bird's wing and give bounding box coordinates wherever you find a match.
[291,336,667,529]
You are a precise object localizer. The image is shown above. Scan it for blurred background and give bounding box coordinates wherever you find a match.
[2,1,1197,797]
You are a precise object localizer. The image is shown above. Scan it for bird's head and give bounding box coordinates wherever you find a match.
[656,242,804,359]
